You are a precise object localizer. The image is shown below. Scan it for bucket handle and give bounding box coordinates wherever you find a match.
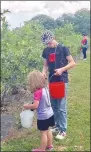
[49,73,64,83]
[49,74,55,82]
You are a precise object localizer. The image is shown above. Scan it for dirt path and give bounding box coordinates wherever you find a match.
[1,114,15,141]
[1,89,33,142]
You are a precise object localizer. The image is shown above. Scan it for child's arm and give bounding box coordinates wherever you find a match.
[23,89,42,110]
[23,100,39,110]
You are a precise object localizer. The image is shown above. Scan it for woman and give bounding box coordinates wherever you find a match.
[81,34,88,60]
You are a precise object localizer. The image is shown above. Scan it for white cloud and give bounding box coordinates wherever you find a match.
[1,1,46,13]
[1,1,90,14]
[58,1,90,14]
[1,1,90,28]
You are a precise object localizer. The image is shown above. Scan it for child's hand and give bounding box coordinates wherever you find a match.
[23,103,30,110]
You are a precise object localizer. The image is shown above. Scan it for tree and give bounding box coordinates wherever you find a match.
[56,13,75,27]
[74,9,90,35]
[0,9,11,21]
[56,9,90,35]
[31,14,57,30]
[1,9,11,35]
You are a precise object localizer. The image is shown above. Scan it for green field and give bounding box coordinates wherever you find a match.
[1,55,90,151]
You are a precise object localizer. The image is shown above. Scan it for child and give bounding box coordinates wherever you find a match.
[23,70,55,152]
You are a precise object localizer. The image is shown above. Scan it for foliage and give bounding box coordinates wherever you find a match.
[0,9,11,22]
[56,13,75,27]
[56,9,90,35]
[1,9,90,95]
[55,24,82,56]
[31,14,57,30]
[30,9,90,35]
[1,22,44,94]
[74,9,90,35]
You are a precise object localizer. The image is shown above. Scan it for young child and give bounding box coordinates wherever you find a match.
[23,70,55,152]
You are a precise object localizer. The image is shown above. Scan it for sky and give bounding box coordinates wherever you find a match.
[1,1,90,29]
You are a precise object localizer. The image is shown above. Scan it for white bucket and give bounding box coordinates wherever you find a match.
[20,110,34,128]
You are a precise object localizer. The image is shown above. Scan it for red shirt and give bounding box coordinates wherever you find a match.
[81,38,87,45]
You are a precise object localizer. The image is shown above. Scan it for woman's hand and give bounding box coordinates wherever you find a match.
[54,68,63,76]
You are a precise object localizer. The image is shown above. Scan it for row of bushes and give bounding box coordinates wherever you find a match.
[1,22,87,97]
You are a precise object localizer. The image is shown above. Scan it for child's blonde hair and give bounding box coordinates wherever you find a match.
[27,70,47,93]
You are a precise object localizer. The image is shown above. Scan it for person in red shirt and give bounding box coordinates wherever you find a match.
[81,34,88,60]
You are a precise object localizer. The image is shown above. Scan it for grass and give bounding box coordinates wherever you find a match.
[1,55,90,151]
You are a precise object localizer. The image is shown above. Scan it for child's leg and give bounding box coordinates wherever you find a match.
[40,130,48,150]
[47,129,53,146]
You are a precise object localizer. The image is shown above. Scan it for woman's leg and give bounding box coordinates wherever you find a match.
[85,48,87,59]
[82,48,85,59]
[82,48,87,59]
